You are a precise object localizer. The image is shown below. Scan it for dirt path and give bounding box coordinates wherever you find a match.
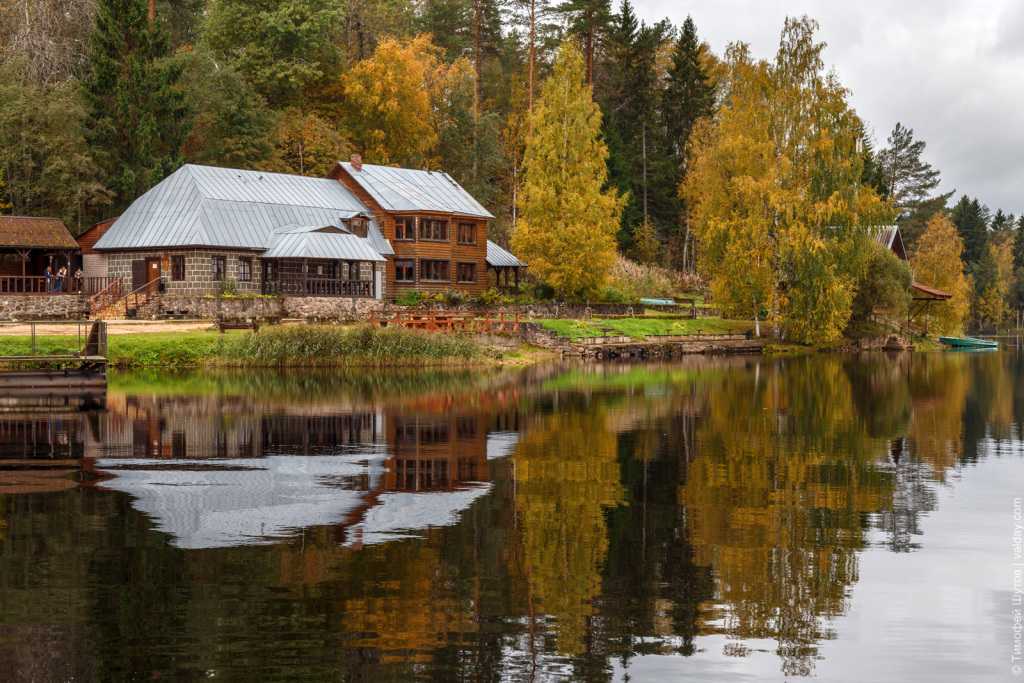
[0,321,216,336]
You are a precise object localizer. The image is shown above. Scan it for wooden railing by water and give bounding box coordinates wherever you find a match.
[0,320,108,390]
[370,310,519,333]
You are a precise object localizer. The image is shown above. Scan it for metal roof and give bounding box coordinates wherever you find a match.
[263,231,386,261]
[911,281,953,300]
[486,240,526,268]
[0,216,78,249]
[869,225,907,261]
[93,164,389,254]
[337,162,494,219]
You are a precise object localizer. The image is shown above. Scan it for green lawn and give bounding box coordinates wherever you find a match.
[537,316,752,341]
[0,329,249,368]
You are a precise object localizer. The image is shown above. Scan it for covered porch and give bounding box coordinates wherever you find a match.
[0,217,84,294]
[486,240,527,294]
[260,228,385,298]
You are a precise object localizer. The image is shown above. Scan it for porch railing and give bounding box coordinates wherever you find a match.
[0,276,123,295]
[264,279,373,297]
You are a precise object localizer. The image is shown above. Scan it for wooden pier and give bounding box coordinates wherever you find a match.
[0,321,107,391]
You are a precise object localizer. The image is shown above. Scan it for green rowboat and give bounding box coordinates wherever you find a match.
[938,336,998,349]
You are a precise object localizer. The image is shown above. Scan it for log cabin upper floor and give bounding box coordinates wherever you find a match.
[88,157,525,299]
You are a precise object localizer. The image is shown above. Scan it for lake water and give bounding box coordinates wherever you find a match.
[0,351,1021,681]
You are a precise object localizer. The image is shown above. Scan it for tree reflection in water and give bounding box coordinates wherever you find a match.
[0,351,1019,680]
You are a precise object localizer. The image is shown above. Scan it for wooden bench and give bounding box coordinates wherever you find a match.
[217,320,260,334]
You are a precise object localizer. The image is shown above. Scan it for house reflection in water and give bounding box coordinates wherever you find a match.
[87,393,519,549]
[0,399,97,494]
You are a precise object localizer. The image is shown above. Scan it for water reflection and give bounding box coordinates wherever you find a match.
[0,352,1020,680]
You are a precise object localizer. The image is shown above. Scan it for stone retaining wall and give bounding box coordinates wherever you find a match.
[0,295,92,321]
[139,297,642,322]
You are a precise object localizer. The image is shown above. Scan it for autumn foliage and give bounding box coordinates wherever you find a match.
[512,42,625,299]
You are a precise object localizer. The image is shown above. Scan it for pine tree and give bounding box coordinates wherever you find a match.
[87,0,189,211]
[416,0,474,61]
[662,15,714,270]
[878,123,947,218]
[552,0,613,84]
[877,122,952,252]
[512,41,625,298]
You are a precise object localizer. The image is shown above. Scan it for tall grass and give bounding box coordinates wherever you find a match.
[607,256,701,299]
[221,324,484,367]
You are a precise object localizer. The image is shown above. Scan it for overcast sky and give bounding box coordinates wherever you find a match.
[634,0,1024,218]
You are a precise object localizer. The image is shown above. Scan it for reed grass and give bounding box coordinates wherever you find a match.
[219,324,484,367]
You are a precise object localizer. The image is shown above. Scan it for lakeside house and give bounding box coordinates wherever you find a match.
[89,155,525,300]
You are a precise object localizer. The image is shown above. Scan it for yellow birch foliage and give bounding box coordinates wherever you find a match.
[911,213,971,335]
[512,42,625,298]
[683,18,892,343]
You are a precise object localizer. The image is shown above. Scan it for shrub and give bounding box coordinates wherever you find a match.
[596,286,627,303]
[396,290,430,306]
[475,287,505,306]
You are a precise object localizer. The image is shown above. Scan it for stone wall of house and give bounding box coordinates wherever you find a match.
[144,295,386,322]
[0,295,92,320]
[106,249,385,299]
[106,249,264,296]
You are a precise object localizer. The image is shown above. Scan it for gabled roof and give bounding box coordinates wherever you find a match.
[486,240,527,268]
[263,231,386,261]
[870,225,907,261]
[93,164,387,253]
[333,161,494,219]
[0,216,78,249]
[76,218,117,254]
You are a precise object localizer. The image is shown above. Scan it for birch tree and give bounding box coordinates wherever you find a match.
[684,17,891,343]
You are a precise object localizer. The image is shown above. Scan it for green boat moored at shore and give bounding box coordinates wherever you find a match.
[938,336,999,349]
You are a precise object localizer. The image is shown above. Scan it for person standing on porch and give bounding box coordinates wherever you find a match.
[74,268,83,293]
[56,265,67,293]
[44,265,53,293]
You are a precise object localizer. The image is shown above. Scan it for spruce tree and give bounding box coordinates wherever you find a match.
[605,2,670,248]
[950,195,989,266]
[512,41,625,298]
[661,15,714,268]
[87,0,189,211]
[1014,216,1024,270]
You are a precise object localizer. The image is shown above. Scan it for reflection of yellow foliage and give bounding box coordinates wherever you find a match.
[514,410,624,655]
[677,357,902,676]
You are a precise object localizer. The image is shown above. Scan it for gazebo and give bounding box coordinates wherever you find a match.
[0,217,79,293]
[909,281,953,335]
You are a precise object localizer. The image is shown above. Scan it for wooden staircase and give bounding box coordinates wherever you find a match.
[89,279,160,320]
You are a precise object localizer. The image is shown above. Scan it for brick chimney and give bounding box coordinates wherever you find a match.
[350,153,362,172]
